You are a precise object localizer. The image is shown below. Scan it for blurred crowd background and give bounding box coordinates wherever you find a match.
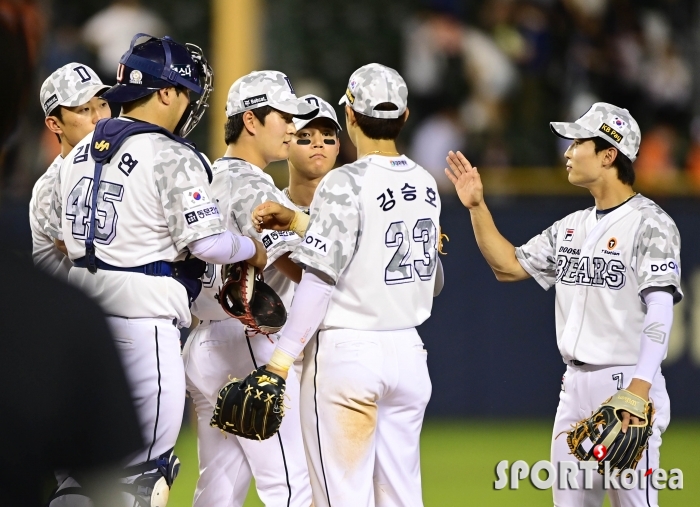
[4,0,700,201]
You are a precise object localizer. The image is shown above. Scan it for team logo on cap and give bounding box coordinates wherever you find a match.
[129,70,143,85]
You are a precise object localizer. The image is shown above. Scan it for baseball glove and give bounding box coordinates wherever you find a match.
[210,366,286,440]
[566,389,654,475]
[217,261,287,335]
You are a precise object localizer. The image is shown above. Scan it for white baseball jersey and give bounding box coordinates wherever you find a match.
[516,194,682,365]
[29,155,72,279]
[291,154,441,330]
[48,119,225,325]
[191,158,302,321]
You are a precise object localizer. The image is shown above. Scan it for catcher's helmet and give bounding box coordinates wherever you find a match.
[102,33,213,137]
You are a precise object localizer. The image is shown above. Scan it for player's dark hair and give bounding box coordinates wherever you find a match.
[48,105,64,142]
[353,103,407,140]
[121,85,189,115]
[224,106,295,145]
[590,137,635,186]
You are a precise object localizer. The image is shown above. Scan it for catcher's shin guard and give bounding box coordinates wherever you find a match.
[121,449,181,507]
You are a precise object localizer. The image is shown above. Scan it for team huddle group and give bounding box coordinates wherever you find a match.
[32,32,682,507]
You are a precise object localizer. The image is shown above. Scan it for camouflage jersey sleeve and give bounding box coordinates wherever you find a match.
[633,205,683,303]
[290,166,362,284]
[47,158,66,241]
[32,156,63,239]
[153,137,226,251]
[515,220,560,290]
[228,166,302,265]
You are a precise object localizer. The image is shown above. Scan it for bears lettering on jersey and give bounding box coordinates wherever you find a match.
[556,250,626,289]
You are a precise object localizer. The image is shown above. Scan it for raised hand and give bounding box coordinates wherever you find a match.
[444,150,484,209]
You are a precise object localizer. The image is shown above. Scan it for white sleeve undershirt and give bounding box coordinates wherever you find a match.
[633,288,674,384]
[188,231,257,265]
[276,269,334,360]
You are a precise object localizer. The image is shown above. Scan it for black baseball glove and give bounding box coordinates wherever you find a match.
[566,389,654,475]
[210,366,286,440]
[217,261,287,335]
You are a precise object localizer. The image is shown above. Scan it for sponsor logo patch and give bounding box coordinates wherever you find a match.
[171,64,192,77]
[650,260,679,274]
[390,159,408,167]
[564,229,575,242]
[345,88,355,104]
[94,140,110,151]
[242,94,268,108]
[301,233,330,256]
[184,203,221,227]
[129,70,143,85]
[44,94,59,112]
[606,237,617,250]
[599,123,624,144]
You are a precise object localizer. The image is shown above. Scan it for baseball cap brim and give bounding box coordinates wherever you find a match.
[101,83,161,103]
[294,113,342,132]
[549,122,597,140]
[47,84,110,115]
[271,98,318,120]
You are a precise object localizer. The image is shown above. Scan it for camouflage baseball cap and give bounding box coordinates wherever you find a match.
[550,102,641,161]
[225,70,318,119]
[293,94,342,131]
[338,63,408,119]
[40,63,109,117]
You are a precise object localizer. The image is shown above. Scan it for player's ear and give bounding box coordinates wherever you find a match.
[45,115,63,136]
[602,147,619,168]
[403,107,410,122]
[242,110,257,136]
[157,87,177,106]
[345,105,357,127]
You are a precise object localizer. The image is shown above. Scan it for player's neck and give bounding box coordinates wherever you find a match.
[59,139,74,158]
[589,180,636,210]
[224,141,268,169]
[287,164,321,207]
[355,137,400,159]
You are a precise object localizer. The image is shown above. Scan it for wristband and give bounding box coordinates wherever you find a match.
[268,347,295,372]
[289,211,310,237]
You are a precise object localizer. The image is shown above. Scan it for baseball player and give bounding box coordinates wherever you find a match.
[183,74,325,507]
[445,103,681,507]
[31,63,110,279]
[47,34,266,505]
[251,64,444,507]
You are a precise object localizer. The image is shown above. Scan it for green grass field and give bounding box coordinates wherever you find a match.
[170,419,698,506]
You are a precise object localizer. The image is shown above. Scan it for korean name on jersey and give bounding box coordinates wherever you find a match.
[516,195,682,365]
[291,155,441,331]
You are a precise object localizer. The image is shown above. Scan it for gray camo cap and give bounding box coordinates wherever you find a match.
[293,94,342,131]
[40,63,109,117]
[550,102,641,161]
[225,70,318,119]
[339,63,408,119]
